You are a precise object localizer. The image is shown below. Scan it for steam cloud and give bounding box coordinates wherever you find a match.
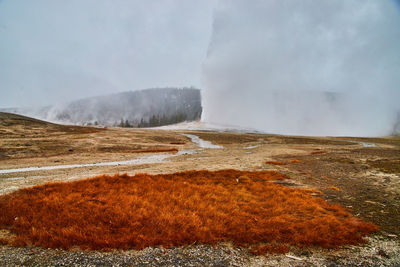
[202,0,400,136]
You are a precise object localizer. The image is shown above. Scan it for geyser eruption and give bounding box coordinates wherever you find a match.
[202,0,400,136]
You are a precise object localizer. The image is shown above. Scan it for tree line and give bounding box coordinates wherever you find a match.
[117,111,201,128]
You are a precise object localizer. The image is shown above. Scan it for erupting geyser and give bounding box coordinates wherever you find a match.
[202,0,400,136]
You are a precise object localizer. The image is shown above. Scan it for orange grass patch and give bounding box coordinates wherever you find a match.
[0,170,378,253]
[311,150,327,155]
[290,159,301,163]
[328,186,341,191]
[265,161,287,165]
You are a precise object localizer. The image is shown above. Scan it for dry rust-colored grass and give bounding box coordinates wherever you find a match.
[265,160,301,165]
[0,170,378,254]
[265,161,287,165]
[170,142,186,145]
[311,150,327,155]
[328,186,341,191]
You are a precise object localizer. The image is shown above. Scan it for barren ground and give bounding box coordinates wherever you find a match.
[0,112,399,266]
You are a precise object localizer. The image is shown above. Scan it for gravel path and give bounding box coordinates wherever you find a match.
[1,236,400,267]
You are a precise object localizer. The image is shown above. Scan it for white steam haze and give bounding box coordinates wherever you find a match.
[202,0,400,136]
[1,0,399,136]
[0,0,215,107]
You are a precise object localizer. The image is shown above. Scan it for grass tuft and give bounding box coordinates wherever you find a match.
[311,150,327,155]
[0,170,378,253]
[328,186,341,191]
[265,161,287,165]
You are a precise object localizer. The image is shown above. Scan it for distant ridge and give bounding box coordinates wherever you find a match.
[0,112,53,127]
[1,87,202,127]
[0,112,100,136]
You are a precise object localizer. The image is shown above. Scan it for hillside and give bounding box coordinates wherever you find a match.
[0,112,99,135]
[0,112,52,128]
[0,112,103,160]
[1,87,202,127]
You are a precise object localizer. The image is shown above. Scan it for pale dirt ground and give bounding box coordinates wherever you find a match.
[0,112,400,266]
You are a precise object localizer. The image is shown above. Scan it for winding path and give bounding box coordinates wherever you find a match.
[0,134,222,174]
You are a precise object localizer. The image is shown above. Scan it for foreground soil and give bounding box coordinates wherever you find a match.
[0,112,399,266]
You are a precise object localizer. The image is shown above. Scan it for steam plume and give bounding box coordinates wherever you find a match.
[202,0,400,136]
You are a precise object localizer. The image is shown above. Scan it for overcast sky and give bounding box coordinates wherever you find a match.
[0,0,216,108]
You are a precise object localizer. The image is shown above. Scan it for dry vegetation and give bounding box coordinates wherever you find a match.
[1,112,400,265]
[0,112,185,162]
[0,170,378,254]
[310,150,327,155]
[264,161,287,165]
[265,159,301,166]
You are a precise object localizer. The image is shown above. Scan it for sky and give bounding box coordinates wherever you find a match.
[1,0,399,136]
[0,0,216,107]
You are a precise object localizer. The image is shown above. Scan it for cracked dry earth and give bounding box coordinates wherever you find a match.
[0,112,399,266]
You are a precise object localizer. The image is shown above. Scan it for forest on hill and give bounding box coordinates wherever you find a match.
[1,88,202,128]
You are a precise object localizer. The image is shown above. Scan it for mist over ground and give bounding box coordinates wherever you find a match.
[202,0,400,136]
[1,88,202,127]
